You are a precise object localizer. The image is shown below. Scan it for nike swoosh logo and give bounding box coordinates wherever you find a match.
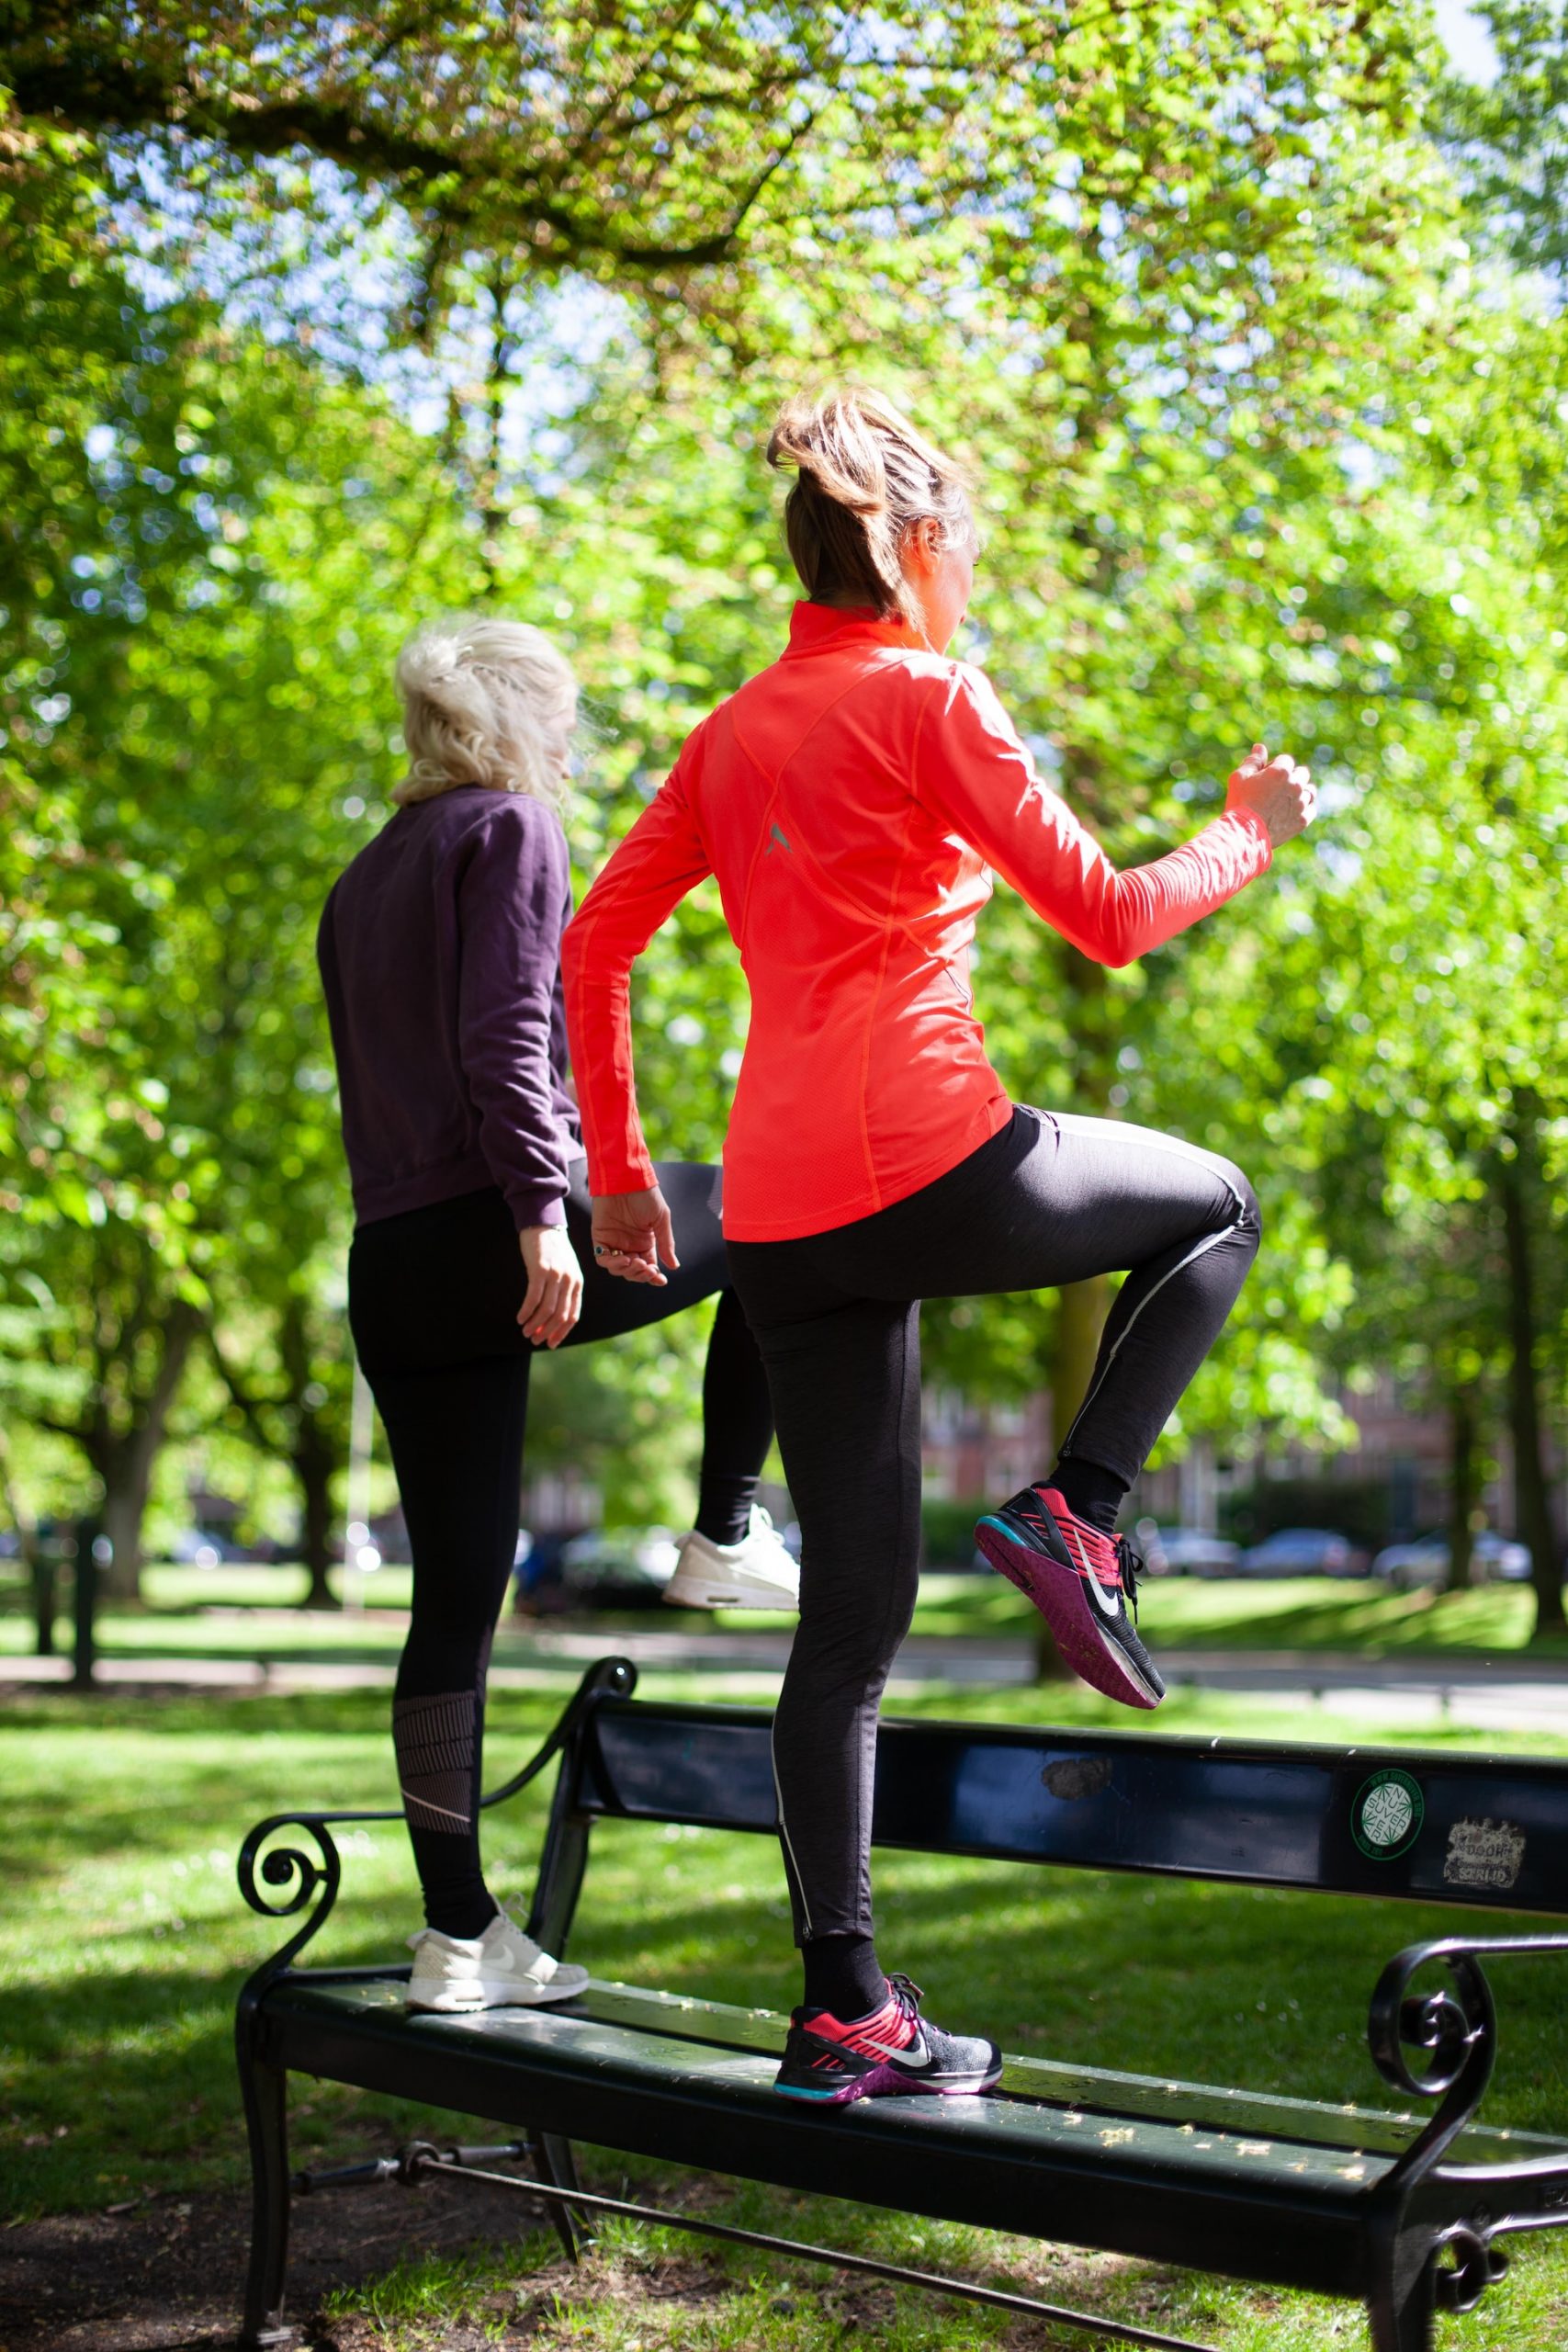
[881,2031,936,2070]
[1084,1568,1122,1620]
[1057,1518,1123,1621]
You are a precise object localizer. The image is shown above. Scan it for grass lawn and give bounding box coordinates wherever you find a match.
[2,1672,1566,2347]
[4,1563,1564,1670]
[908,1571,1568,1659]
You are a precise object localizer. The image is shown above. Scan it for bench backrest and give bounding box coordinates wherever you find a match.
[575,1698,1568,1914]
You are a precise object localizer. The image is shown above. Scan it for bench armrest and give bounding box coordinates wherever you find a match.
[236,1655,637,1993]
[1368,1931,1568,2198]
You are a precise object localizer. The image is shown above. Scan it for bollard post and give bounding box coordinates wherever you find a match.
[31,1532,56,1658]
[73,1515,104,1690]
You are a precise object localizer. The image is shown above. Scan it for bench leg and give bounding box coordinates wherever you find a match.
[237,2037,293,2348]
[528,2131,587,2263]
[1367,2229,1436,2352]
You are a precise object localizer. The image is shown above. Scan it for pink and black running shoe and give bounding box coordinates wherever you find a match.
[773,1973,1001,2105]
[975,1486,1165,1710]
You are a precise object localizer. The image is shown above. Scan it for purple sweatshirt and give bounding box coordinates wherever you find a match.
[318,786,581,1230]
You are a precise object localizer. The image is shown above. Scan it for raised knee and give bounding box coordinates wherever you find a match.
[1220,1160,1261,1238]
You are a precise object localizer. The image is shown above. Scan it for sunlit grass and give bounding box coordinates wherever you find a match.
[2,1565,1560,1666]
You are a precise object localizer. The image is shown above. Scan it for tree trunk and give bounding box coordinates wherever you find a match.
[1497,1144,1564,1639]
[89,1303,201,1601]
[293,1419,341,1611]
[276,1294,344,1611]
[96,1432,159,1603]
[1449,1385,1479,1594]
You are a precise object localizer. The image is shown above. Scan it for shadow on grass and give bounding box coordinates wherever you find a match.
[0,1918,481,2218]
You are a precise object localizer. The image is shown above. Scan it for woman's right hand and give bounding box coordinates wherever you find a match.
[1224,741,1316,846]
[517,1224,584,1347]
[590,1187,679,1286]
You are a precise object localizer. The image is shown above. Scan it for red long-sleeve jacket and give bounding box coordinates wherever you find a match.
[562,601,1271,1242]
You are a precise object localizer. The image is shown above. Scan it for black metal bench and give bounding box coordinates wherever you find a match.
[235,1656,1568,2352]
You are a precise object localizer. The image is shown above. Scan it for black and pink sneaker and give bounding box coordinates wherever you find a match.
[773,1973,1000,2105]
[975,1486,1165,1711]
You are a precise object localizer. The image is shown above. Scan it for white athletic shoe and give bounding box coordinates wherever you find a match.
[662,1506,800,1611]
[406,1905,590,2013]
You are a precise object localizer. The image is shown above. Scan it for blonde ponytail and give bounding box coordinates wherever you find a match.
[766,389,974,628]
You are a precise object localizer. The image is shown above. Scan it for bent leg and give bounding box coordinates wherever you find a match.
[773,1109,1258,1717]
[811,1106,1259,1487]
[563,1159,773,1542]
[1044,1113,1260,1484]
[698,1287,776,1543]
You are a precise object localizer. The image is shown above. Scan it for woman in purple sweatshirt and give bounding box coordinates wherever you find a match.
[318,616,795,2016]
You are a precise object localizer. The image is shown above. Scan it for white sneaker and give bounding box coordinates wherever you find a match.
[662,1506,800,1611]
[406,1905,590,2013]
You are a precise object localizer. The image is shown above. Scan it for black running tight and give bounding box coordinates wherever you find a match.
[724,1105,1259,1954]
[348,1162,774,1939]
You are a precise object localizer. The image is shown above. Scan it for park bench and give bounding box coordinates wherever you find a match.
[235,1656,1568,2352]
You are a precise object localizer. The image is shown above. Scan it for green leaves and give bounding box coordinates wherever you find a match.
[3,2,1564,1591]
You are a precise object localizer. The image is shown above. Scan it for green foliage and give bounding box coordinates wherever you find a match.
[919,1498,987,1570]
[1438,1,1568,270]
[1,5,1564,1624]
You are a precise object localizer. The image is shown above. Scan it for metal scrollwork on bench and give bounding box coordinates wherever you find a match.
[1428,2223,1509,2316]
[479,1654,637,1810]
[1368,1937,1498,2201]
[1363,1928,1568,2220]
[238,1806,401,1989]
[236,1655,637,1987]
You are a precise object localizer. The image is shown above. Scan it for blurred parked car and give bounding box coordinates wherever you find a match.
[558,1525,680,1608]
[1134,1523,1240,1578]
[1371,1529,1531,1590]
[165,1528,243,1568]
[1235,1527,1363,1577]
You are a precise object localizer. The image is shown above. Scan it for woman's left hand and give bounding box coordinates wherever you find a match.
[590,1187,679,1285]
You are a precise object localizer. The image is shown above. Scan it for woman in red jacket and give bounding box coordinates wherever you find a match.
[563,390,1314,2103]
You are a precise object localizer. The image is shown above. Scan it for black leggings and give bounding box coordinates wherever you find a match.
[725,1105,1259,1950]
[348,1162,774,1939]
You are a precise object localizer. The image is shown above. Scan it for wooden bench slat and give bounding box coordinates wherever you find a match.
[265,1973,1568,2216]
[565,1977,1564,2167]
[263,1972,1398,2293]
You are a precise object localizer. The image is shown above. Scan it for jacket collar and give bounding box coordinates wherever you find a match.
[785,599,916,652]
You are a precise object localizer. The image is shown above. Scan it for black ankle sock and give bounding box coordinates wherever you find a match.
[694,1472,759,1547]
[800,1934,889,2020]
[425,1889,499,1940]
[1046,1457,1129,1539]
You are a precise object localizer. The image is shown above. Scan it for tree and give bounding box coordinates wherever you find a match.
[10,1,1566,1635]
[1170,275,1568,1634]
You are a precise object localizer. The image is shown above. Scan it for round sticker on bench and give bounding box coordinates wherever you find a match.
[1352,1768,1424,1860]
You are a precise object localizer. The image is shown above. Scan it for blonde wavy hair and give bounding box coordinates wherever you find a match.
[392,616,578,809]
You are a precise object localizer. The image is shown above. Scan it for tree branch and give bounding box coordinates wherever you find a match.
[33,1412,92,1446]
[7,49,747,268]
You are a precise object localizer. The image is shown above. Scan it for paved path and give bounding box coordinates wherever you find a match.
[6,1626,1568,1731]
